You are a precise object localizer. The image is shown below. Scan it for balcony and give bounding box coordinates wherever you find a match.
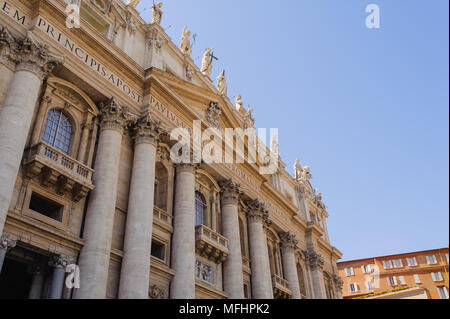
[195,225,229,264]
[153,206,173,232]
[23,142,94,202]
[272,274,292,299]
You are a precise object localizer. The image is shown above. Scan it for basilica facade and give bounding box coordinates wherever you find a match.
[0,0,343,299]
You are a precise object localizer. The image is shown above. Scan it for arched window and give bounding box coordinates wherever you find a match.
[42,109,73,154]
[195,191,207,226]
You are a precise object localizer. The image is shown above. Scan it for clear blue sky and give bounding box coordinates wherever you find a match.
[135,0,449,261]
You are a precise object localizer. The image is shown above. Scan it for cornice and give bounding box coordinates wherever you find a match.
[262,181,298,217]
[43,0,145,84]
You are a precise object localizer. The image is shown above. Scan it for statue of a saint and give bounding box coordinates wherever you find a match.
[294,159,302,180]
[217,70,228,96]
[201,48,214,77]
[235,94,244,112]
[180,26,192,56]
[152,2,163,25]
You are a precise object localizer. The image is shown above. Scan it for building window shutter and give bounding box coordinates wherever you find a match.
[361,265,366,274]
[414,274,421,283]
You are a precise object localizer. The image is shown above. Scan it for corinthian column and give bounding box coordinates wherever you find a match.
[74,98,129,299]
[49,255,73,299]
[306,250,326,299]
[246,200,274,299]
[170,163,197,299]
[0,30,63,235]
[119,115,161,299]
[220,180,245,299]
[280,232,301,299]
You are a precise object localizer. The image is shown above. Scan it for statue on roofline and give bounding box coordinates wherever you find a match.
[152,2,163,25]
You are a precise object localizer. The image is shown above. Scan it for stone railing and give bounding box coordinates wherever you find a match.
[153,206,173,225]
[195,225,229,264]
[272,274,292,299]
[24,142,94,201]
[28,142,94,184]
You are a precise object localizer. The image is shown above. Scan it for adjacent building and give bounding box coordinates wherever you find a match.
[338,248,449,299]
[0,0,343,299]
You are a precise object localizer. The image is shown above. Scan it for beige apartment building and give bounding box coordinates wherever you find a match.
[0,0,343,299]
[338,248,449,299]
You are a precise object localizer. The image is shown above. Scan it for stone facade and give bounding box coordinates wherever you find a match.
[0,0,342,299]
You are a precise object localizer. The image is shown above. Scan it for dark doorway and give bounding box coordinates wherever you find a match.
[0,258,33,299]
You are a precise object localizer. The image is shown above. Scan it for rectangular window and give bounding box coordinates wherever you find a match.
[388,276,397,286]
[399,276,406,285]
[349,283,358,293]
[151,241,165,261]
[426,255,437,264]
[345,267,355,276]
[382,260,393,269]
[437,287,449,299]
[431,272,443,282]
[414,274,421,283]
[366,281,374,291]
[361,265,372,273]
[29,193,64,222]
[393,259,403,268]
[407,257,418,266]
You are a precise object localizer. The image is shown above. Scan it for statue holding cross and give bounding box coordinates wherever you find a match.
[151,2,163,25]
[201,48,217,77]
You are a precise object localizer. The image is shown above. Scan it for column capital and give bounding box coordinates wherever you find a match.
[49,254,74,269]
[305,250,324,270]
[0,234,17,250]
[132,113,162,146]
[280,232,299,251]
[332,274,344,290]
[98,97,131,133]
[219,179,242,205]
[174,161,199,173]
[0,25,17,69]
[245,199,271,227]
[2,30,64,79]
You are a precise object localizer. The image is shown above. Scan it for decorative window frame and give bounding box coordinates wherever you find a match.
[23,182,70,231]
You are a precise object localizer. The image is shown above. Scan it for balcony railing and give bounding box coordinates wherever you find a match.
[153,206,173,225]
[195,225,229,264]
[272,274,292,299]
[24,142,94,201]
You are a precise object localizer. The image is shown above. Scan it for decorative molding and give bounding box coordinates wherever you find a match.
[132,113,162,146]
[146,29,164,55]
[0,27,64,79]
[98,97,131,133]
[332,274,344,291]
[0,24,16,69]
[245,199,271,227]
[305,250,324,270]
[205,101,222,128]
[196,260,216,286]
[219,179,242,205]
[48,254,74,269]
[149,284,166,299]
[0,234,17,250]
[280,232,299,251]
